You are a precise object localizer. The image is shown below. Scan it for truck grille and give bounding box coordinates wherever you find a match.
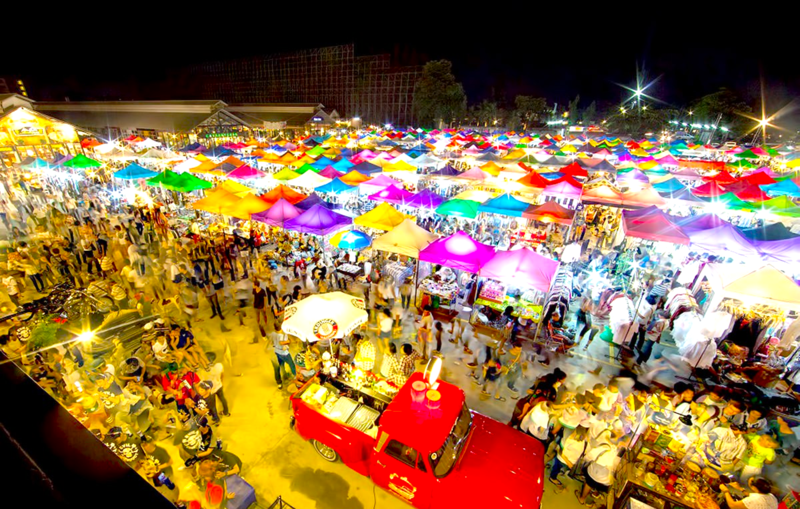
[346,406,380,433]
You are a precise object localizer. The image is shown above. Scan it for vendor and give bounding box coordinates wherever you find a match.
[719,477,778,509]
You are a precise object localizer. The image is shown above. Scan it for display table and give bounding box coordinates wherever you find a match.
[336,263,364,280]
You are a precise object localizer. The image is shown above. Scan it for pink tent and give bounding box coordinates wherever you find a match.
[456,167,489,181]
[251,198,301,227]
[368,184,414,205]
[541,179,583,199]
[479,246,559,292]
[360,174,401,195]
[622,206,689,244]
[419,231,495,273]
[319,166,345,179]
[227,164,266,179]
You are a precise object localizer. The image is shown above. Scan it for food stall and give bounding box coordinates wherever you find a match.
[416,266,460,317]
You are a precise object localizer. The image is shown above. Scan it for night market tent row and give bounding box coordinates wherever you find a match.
[693,263,800,312]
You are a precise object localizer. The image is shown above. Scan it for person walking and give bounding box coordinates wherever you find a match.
[252,281,268,343]
[269,324,295,389]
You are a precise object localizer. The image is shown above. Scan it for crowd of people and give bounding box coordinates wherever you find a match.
[1,166,798,509]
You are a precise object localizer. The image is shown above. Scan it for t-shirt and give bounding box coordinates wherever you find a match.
[213,450,243,475]
[3,276,19,296]
[743,435,776,467]
[201,363,224,394]
[586,444,619,486]
[380,316,394,333]
[144,444,173,478]
[270,331,290,356]
[253,288,266,310]
[742,493,778,509]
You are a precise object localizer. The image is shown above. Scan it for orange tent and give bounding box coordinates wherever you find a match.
[260,185,307,206]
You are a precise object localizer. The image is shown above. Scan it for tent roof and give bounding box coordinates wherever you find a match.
[740,222,798,241]
[191,188,241,214]
[283,203,352,235]
[477,194,530,217]
[260,184,307,205]
[340,170,371,185]
[367,184,414,205]
[717,265,800,308]
[315,177,357,194]
[687,223,761,260]
[251,198,301,227]
[227,164,265,180]
[691,181,726,198]
[419,231,495,273]
[114,163,157,180]
[621,186,666,208]
[541,179,583,198]
[354,203,406,231]
[522,200,575,225]
[516,171,551,188]
[372,219,438,258]
[622,206,689,244]
[479,246,559,292]
[436,198,480,219]
[222,192,271,220]
[404,189,445,209]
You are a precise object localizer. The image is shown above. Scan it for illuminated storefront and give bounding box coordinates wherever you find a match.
[0,107,86,167]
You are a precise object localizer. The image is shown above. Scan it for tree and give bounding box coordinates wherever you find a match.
[468,100,500,127]
[512,96,549,131]
[583,101,597,125]
[413,60,467,128]
[605,107,675,138]
[568,95,581,123]
[689,88,752,136]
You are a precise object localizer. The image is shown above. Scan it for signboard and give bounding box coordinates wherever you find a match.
[12,126,45,137]
[310,116,324,123]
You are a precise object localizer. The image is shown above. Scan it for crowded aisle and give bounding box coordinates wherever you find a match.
[1,129,800,509]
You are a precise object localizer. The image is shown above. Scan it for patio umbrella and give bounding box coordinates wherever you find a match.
[330,230,372,250]
[281,292,368,343]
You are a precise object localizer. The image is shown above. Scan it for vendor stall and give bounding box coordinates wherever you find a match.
[417,266,460,317]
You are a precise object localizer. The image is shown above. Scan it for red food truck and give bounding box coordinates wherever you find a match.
[290,369,545,508]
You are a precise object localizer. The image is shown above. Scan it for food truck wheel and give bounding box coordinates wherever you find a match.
[312,440,339,462]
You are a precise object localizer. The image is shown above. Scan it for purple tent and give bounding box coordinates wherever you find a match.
[754,238,800,270]
[283,203,352,235]
[251,198,301,227]
[295,193,332,211]
[404,189,445,209]
[368,184,414,205]
[430,164,460,177]
[419,231,495,273]
[617,169,650,185]
[687,223,761,261]
[672,214,730,234]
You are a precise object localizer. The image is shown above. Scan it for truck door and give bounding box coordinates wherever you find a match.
[370,436,432,508]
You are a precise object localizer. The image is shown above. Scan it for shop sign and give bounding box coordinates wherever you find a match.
[311,116,324,123]
[12,126,45,137]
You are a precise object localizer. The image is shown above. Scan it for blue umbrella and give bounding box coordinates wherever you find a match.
[330,230,372,250]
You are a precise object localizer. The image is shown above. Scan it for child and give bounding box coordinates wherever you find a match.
[434,321,444,353]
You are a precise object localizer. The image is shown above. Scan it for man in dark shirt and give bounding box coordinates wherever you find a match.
[252,281,268,342]
[140,434,174,479]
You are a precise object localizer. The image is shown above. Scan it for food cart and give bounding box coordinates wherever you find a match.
[416,266,460,319]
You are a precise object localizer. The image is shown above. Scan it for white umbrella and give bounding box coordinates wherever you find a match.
[281,292,368,343]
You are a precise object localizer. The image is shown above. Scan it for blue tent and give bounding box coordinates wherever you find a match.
[295,193,334,211]
[477,194,529,217]
[430,164,460,177]
[331,158,355,172]
[540,172,565,180]
[315,177,357,194]
[350,161,382,175]
[22,158,51,170]
[311,156,336,170]
[762,179,800,198]
[114,163,158,180]
[652,178,687,193]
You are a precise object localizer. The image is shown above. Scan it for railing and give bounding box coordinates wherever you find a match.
[268,496,298,509]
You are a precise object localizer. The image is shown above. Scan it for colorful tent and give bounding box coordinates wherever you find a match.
[435,199,481,219]
[754,239,800,272]
[652,178,686,193]
[743,171,777,186]
[288,171,332,189]
[227,165,265,179]
[522,201,575,225]
[516,171,551,188]
[372,219,438,258]
[63,154,102,169]
[354,203,406,231]
[621,206,690,244]
[384,160,417,173]
[687,223,761,260]
[368,184,414,205]
[762,179,800,198]
[419,231,495,273]
[479,246,559,292]
[251,198,301,227]
[260,184,307,205]
[217,180,253,197]
[703,169,737,185]
[318,166,344,179]
[455,167,489,181]
[220,193,271,220]
[621,187,667,208]
[580,183,624,206]
[673,214,729,234]
[477,194,530,217]
[691,181,726,198]
[430,164,461,177]
[712,265,800,309]
[114,163,157,180]
[316,177,357,194]
[191,189,241,214]
[284,204,352,236]
[541,179,583,199]
[158,171,212,192]
[733,185,771,203]
[294,193,331,211]
[330,230,372,250]
[560,161,588,178]
[340,170,371,185]
[404,189,445,209]
[273,168,300,181]
[740,222,798,241]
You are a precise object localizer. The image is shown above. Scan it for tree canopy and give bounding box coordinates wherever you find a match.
[413,60,467,128]
[512,96,549,130]
[689,88,752,135]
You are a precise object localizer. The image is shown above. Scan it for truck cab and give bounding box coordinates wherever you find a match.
[291,370,545,508]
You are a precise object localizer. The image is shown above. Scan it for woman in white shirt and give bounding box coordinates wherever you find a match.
[577,434,621,507]
[720,477,777,509]
[549,425,588,488]
[520,401,553,445]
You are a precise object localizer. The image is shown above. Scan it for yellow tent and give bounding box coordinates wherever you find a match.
[218,180,253,197]
[503,149,526,160]
[221,193,270,220]
[454,189,497,203]
[273,168,301,181]
[637,160,661,170]
[340,170,371,185]
[354,203,407,231]
[191,160,221,174]
[191,189,241,214]
[561,144,578,153]
[384,160,417,172]
[480,161,502,176]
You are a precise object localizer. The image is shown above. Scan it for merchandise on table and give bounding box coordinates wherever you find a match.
[417,267,459,312]
[472,279,546,327]
[336,263,364,278]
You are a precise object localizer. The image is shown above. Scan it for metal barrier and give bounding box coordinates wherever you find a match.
[268,496,297,509]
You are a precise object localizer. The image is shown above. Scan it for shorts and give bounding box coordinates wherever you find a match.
[583,465,609,493]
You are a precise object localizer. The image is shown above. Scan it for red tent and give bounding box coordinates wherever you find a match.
[622,206,690,244]
[703,169,737,185]
[621,186,666,208]
[734,185,771,203]
[516,171,550,188]
[548,175,583,188]
[742,171,777,186]
[560,161,588,178]
[692,181,727,198]
[522,200,575,225]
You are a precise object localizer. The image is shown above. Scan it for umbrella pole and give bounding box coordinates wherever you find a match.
[412,257,420,310]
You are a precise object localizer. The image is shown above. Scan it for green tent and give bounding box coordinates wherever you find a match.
[147,170,210,192]
[713,192,754,211]
[734,149,759,159]
[306,146,326,157]
[728,159,757,169]
[760,196,800,217]
[63,154,102,169]
[295,163,319,175]
[273,168,300,181]
[435,198,480,219]
[146,170,178,186]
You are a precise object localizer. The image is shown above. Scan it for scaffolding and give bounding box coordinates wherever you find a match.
[190,44,420,126]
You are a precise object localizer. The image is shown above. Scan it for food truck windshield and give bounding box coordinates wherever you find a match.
[429,403,472,478]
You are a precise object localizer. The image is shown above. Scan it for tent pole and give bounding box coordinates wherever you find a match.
[412,257,420,309]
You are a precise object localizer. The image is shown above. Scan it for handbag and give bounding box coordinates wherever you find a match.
[224,474,256,509]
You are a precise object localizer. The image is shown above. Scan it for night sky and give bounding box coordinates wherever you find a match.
[4,12,798,128]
